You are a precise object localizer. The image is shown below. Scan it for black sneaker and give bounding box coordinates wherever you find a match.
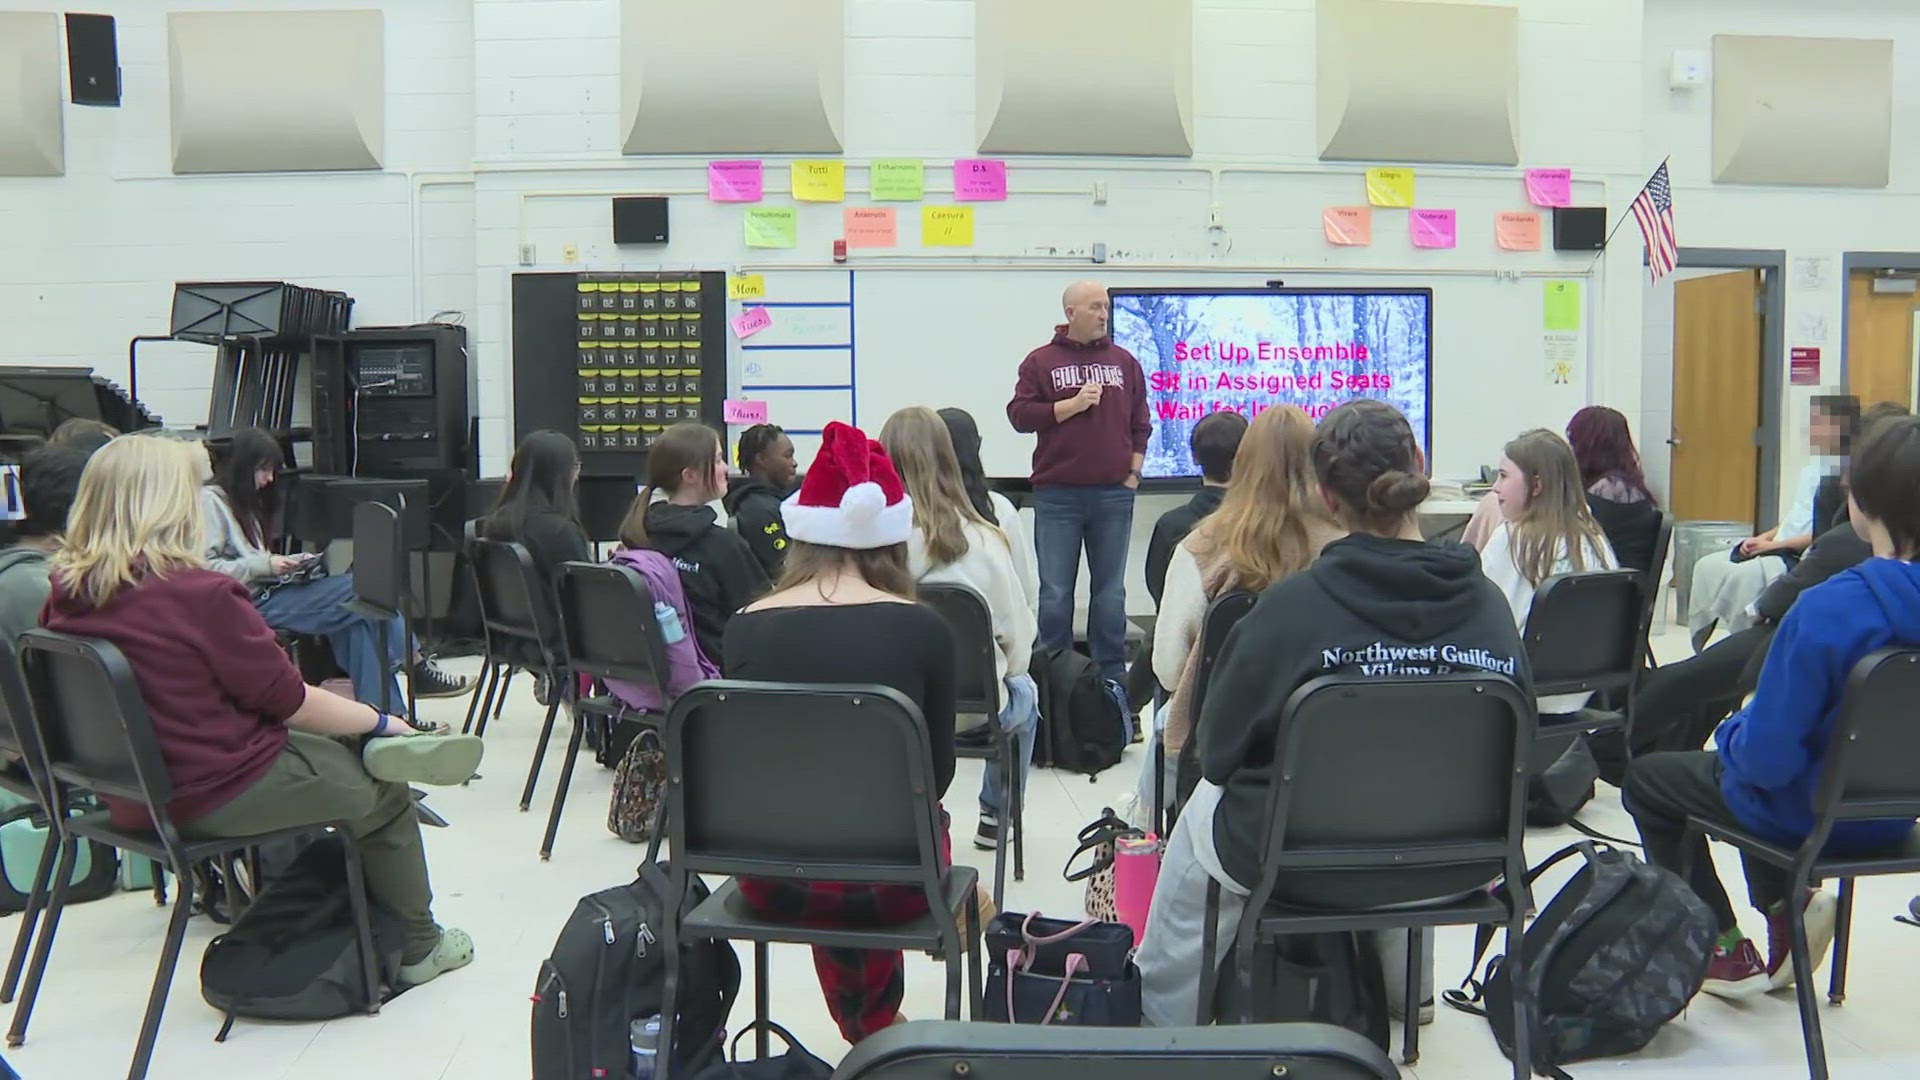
[974,814,1000,851]
[411,659,473,700]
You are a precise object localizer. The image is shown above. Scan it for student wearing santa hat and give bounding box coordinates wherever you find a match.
[724,420,959,1045]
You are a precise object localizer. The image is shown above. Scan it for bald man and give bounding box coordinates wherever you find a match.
[1007,280,1151,689]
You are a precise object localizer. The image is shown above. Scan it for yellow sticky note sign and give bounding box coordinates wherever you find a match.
[922,206,974,247]
[743,208,797,249]
[1365,167,1414,208]
[791,160,845,202]
[727,274,767,300]
[1544,280,1582,332]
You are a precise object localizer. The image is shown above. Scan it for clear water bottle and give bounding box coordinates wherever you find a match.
[653,601,686,644]
[630,1014,661,1080]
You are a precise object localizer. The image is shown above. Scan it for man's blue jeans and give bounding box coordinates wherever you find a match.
[1032,484,1135,683]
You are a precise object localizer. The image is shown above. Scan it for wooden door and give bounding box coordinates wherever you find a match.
[1671,269,1762,523]
[1846,272,1918,410]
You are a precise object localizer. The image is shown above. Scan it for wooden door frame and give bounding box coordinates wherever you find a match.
[1670,248,1786,529]
[1840,251,1920,391]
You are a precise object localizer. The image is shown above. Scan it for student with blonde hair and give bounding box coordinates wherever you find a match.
[42,434,483,989]
[880,406,1038,851]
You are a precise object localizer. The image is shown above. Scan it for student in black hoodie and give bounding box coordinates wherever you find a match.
[482,431,590,694]
[723,423,797,576]
[622,422,769,665]
[1135,399,1530,1027]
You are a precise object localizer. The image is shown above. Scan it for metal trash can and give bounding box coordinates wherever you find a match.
[1672,520,1753,624]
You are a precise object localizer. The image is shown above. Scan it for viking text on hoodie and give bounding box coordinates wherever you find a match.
[1006,327,1151,487]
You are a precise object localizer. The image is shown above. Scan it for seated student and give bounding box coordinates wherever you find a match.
[1135,400,1530,1027]
[880,406,1038,852]
[0,445,94,644]
[1688,394,1858,647]
[1481,429,1618,716]
[723,422,957,1043]
[42,434,484,988]
[481,431,591,692]
[46,417,118,454]
[939,407,1036,608]
[203,428,468,707]
[1145,410,1248,607]
[1625,413,1920,998]
[1566,405,1661,572]
[627,422,768,666]
[723,423,797,577]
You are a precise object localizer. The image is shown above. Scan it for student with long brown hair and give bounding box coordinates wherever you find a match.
[724,421,957,1044]
[880,406,1037,851]
[618,422,768,665]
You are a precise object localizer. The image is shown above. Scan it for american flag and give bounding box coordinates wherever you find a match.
[1630,161,1677,283]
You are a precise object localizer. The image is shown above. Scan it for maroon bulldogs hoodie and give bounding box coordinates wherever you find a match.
[1006,327,1151,487]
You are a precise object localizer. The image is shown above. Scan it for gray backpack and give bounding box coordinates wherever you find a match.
[1443,842,1715,1078]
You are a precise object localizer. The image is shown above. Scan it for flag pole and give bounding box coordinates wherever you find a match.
[1598,156,1670,252]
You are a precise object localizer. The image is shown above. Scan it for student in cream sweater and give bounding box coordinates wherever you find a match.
[883,407,1039,852]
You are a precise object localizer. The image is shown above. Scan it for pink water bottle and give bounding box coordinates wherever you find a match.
[1112,834,1162,943]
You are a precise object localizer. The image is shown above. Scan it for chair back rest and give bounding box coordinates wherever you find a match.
[16,629,176,817]
[1812,649,1920,830]
[1523,569,1643,696]
[918,583,1000,716]
[470,536,551,647]
[555,561,669,694]
[1258,673,1532,875]
[1637,512,1674,663]
[1190,591,1256,719]
[351,500,405,610]
[0,638,49,802]
[664,681,944,883]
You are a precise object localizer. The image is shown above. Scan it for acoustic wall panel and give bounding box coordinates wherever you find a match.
[621,0,843,155]
[1316,0,1518,166]
[1712,34,1891,188]
[168,10,384,174]
[976,0,1192,157]
[0,13,64,176]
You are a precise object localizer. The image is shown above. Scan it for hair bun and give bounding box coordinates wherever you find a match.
[1366,470,1430,514]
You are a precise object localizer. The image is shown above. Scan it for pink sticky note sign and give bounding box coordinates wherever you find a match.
[723,399,769,425]
[1409,209,1457,249]
[708,160,764,203]
[729,306,772,340]
[953,158,1007,201]
[1524,168,1571,208]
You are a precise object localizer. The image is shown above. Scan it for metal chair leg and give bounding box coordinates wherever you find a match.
[462,660,495,735]
[753,942,770,1057]
[494,667,516,720]
[965,879,984,1020]
[540,716,587,860]
[1010,740,1024,883]
[124,877,196,1080]
[8,835,77,1046]
[1198,877,1220,1025]
[340,834,381,1017]
[1829,877,1854,1005]
[990,742,1008,911]
[471,663,503,739]
[1506,905,1531,1080]
[520,694,564,811]
[1788,897,1830,1080]
[1402,927,1422,1065]
[0,819,59,1003]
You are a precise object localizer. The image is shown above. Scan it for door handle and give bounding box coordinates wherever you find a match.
[1667,436,1682,447]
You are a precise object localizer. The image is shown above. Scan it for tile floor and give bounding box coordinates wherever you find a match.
[6,618,1919,1079]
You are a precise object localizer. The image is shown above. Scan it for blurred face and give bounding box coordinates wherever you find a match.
[759,434,797,488]
[1492,455,1534,520]
[1063,285,1109,341]
[253,462,276,491]
[686,445,729,501]
[1811,409,1845,455]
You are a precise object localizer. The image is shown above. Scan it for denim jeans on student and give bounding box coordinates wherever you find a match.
[255,572,409,710]
[978,673,1039,818]
[1032,484,1135,683]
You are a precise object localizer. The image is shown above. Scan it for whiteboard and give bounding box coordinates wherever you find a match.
[728,267,1590,482]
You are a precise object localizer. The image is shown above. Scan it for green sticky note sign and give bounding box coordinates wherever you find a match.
[870,159,925,201]
[743,207,797,249]
[1544,280,1581,331]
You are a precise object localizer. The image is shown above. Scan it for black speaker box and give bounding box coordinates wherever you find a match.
[65,14,120,107]
[612,197,670,245]
[1552,207,1607,251]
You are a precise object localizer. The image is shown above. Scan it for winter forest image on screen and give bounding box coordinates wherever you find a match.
[1112,291,1432,479]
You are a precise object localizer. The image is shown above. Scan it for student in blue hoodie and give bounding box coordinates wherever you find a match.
[1625,413,1920,999]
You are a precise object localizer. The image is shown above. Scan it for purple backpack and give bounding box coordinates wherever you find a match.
[602,547,719,712]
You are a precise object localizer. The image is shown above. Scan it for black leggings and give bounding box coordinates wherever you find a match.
[1622,751,1791,933]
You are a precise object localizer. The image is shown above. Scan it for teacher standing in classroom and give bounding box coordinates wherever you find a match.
[1007,280,1152,694]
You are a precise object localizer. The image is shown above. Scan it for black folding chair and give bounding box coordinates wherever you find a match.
[1639,512,1674,670]
[833,1019,1399,1079]
[1522,569,1643,752]
[346,501,417,728]
[467,537,568,811]
[459,521,518,731]
[1683,649,1920,1080]
[541,561,673,860]
[1165,591,1256,834]
[7,630,379,1080]
[919,583,1023,908]
[653,682,981,1080]
[1198,673,1535,1075]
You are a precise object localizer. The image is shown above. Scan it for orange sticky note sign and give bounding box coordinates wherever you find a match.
[1496,211,1542,252]
[844,207,897,248]
[1324,206,1372,246]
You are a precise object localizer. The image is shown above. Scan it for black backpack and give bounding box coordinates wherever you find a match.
[531,863,741,1080]
[0,794,119,913]
[1211,930,1389,1052]
[1030,648,1126,779]
[1526,737,1599,827]
[1444,842,1715,1078]
[200,835,406,1025]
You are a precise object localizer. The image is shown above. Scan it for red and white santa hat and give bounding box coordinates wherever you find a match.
[781,421,914,550]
